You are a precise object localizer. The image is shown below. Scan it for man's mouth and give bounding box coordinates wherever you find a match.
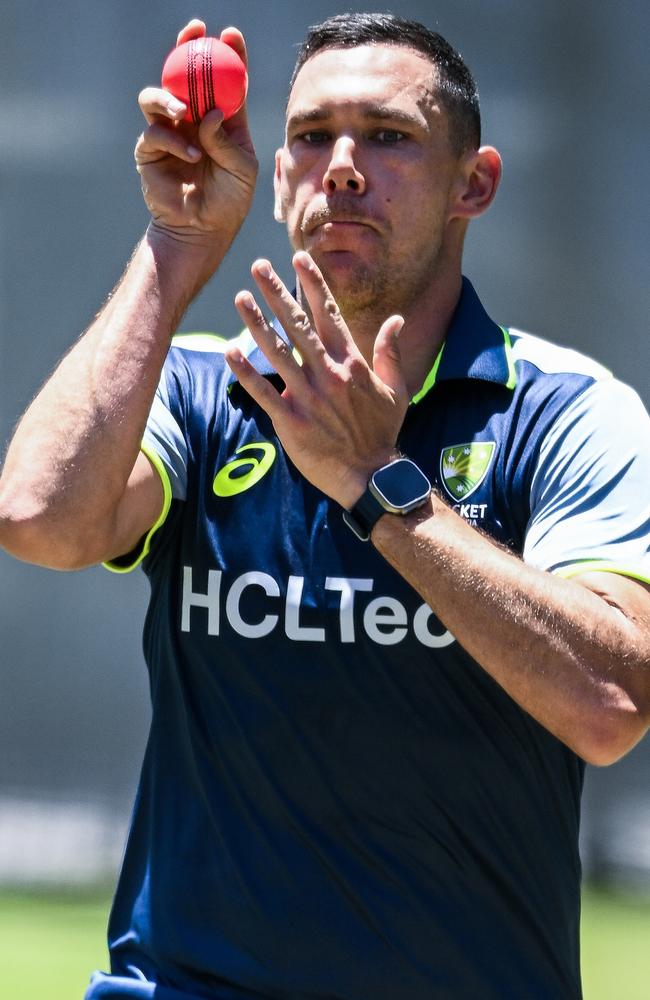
[303,207,382,236]
[315,220,373,233]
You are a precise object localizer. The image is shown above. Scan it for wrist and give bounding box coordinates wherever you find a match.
[145,222,228,297]
[147,220,229,260]
[338,452,401,511]
[342,457,432,543]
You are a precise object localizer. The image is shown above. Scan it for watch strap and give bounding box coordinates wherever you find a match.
[343,457,432,542]
[342,488,386,542]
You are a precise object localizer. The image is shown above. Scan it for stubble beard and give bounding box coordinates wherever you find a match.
[318,254,391,316]
[296,195,441,323]
[314,233,446,330]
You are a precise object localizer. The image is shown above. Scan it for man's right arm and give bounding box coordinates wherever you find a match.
[0,21,258,570]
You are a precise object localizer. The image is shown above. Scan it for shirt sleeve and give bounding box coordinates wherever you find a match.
[522,378,650,582]
[103,370,188,574]
[142,374,188,500]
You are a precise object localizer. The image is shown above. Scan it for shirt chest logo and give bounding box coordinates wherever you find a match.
[213,442,277,497]
[439,442,496,502]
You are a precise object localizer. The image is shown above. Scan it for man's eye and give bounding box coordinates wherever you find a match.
[375,130,405,144]
[300,131,330,144]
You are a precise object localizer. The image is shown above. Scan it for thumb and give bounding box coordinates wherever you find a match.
[198,109,256,173]
[373,315,407,397]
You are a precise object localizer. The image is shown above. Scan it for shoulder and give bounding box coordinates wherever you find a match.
[508,328,612,383]
[160,328,256,405]
[507,327,646,433]
[167,328,256,369]
[502,327,621,451]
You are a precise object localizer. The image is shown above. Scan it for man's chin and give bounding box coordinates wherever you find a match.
[311,251,385,311]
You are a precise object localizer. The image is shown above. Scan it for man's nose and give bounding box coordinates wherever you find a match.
[322,137,366,195]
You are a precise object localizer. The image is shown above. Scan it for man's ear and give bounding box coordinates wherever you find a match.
[273,149,285,222]
[448,146,502,221]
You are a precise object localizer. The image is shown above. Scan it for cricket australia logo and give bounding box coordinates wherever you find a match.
[440,442,496,501]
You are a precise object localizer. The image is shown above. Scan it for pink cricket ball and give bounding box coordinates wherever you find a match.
[162,36,248,124]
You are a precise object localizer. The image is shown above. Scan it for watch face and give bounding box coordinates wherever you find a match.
[372,459,431,511]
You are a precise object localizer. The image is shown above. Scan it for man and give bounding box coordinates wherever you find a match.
[1,11,649,999]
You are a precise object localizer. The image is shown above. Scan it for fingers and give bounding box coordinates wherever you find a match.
[136,94,255,175]
[225,347,285,421]
[220,26,248,68]
[138,86,187,126]
[136,87,202,167]
[249,260,328,368]
[243,255,406,395]
[234,290,305,391]
[196,109,257,177]
[176,19,207,47]
[291,252,357,362]
[236,254,406,409]
[218,27,252,145]
[373,316,408,399]
[135,122,202,166]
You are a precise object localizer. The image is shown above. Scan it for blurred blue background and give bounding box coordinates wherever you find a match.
[1,0,648,889]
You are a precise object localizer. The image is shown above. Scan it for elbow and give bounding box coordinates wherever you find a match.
[0,490,44,564]
[0,490,103,570]
[574,705,649,767]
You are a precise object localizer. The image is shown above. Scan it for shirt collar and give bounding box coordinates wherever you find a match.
[227,277,516,400]
[411,277,516,404]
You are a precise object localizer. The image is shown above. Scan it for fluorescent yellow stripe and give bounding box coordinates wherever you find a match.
[173,330,228,340]
[171,331,229,351]
[500,326,517,390]
[555,562,650,586]
[102,443,173,575]
[410,344,445,405]
[172,328,259,359]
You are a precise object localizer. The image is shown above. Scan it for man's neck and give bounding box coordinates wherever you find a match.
[344,269,463,400]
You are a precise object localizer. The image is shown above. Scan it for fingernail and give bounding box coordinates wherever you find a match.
[187,145,202,159]
[167,99,186,116]
[256,261,272,279]
[295,251,313,270]
[239,292,256,311]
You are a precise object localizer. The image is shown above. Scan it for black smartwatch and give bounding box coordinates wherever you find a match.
[342,458,432,541]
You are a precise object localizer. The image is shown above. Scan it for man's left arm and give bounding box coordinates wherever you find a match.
[372,500,650,765]
[226,253,650,765]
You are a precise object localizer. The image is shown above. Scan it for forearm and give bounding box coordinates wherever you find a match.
[372,494,650,764]
[0,226,222,567]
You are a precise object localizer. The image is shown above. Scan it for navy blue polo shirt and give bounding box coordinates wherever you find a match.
[100,278,650,1000]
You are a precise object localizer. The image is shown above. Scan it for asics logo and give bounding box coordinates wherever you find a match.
[213,443,276,497]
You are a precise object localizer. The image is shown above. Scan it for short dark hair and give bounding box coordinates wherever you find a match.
[289,12,481,154]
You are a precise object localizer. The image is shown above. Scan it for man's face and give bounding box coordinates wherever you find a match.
[275,43,465,316]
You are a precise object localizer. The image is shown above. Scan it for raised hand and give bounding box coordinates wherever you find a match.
[135,20,258,241]
[226,252,409,508]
